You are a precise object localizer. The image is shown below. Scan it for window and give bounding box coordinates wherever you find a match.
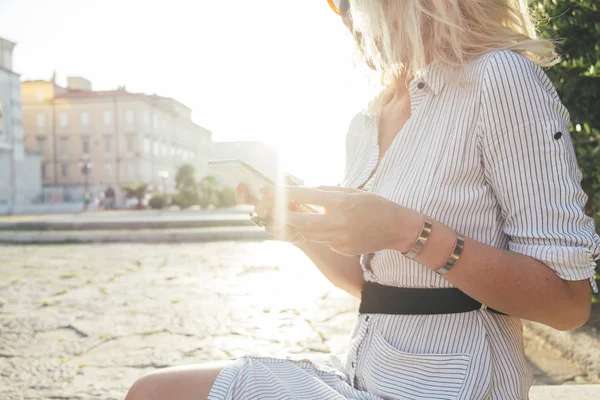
[0,102,3,133]
[82,136,90,154]
[152,141,159,156]
[126,109,135,124]
[36,112,46,128]
[143,137,150,154]
[59,112,68,127]
[61,163,69,178]
[104,163,113,180]
[162,142,167,156]
[37,136,46,155]
[153,114,159,129]
[41,164,46,179]
[36,90,44,101]
[143,111,149,126]
[126,135,135,152]
[162,119,167,129]
[80,111,90,127]
[104,135,112,153]
[59,137,69,156]
[103,110,112,125]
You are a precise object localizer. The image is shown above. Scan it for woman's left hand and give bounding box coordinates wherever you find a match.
[278,186,425,256]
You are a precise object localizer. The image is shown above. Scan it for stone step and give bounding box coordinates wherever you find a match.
[0,213,254,231]
[0,226,270,244]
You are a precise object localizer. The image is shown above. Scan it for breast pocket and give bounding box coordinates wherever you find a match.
[361,330,471,400]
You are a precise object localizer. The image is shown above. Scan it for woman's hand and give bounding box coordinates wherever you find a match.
[279,186,425,256]
[235,180,303,243]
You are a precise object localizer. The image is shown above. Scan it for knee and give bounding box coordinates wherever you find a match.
[125,372,161,400]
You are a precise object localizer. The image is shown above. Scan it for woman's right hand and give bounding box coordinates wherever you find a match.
[235,181,303,243]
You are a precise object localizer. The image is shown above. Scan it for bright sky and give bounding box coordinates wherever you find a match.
[0,0,375,185]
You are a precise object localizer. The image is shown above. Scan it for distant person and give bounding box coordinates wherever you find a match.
[82,192,91,212]
[126,1,600,399]
[104,186,116,210]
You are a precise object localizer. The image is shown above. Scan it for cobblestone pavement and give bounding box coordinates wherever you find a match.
[0,243,595,399]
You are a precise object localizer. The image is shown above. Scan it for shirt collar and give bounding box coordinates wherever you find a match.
[417,61,447,96]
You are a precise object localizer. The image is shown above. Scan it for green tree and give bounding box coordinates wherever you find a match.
[122,183,149,210]
[534,0,600,290]
[175,163,197,191]
[199,176,220,208]
[173,164,200,209]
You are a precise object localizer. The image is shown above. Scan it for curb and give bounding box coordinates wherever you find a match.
[0,227,271,244]
[523,319,600,381]
[0,215,254,231]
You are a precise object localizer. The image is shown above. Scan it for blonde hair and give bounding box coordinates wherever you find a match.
[348,0,559,112]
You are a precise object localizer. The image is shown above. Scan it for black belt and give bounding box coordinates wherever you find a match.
[359,282,506,315]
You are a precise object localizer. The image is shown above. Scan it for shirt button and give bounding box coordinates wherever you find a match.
[417,82,425,89]
[554,131,562,140]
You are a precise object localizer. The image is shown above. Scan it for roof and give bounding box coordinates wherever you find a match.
[0,65,19,77]
[54,89,137,99]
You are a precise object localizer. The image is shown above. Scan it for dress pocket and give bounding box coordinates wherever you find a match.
[361,330,471,400]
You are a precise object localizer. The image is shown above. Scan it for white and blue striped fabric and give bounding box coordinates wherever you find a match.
[207,50,600,400]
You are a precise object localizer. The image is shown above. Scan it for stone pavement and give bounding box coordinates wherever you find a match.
[0,242,598,400]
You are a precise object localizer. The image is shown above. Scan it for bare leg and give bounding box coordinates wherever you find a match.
[125,361,230,400]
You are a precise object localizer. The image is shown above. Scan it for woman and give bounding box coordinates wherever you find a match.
[126,0,600,399]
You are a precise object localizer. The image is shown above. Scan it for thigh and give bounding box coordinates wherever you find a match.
[125,360,231,400]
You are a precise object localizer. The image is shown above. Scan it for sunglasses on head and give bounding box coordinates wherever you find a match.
[327,0,350,15]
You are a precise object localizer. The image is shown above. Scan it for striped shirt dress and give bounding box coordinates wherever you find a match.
[207,50,600,400]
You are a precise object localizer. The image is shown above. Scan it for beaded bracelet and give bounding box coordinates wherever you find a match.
[434,232,465,275]
[401,216,433,260]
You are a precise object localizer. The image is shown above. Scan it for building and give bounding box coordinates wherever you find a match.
[21,77,212,203]
[0,38,42,214]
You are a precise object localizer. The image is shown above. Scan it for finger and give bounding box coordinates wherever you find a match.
[284,211,341,230]
[259,185,274,196]
[274,186,345,208]
[283,173,302,186]
[235,184,258,205]
[254,197,274,218]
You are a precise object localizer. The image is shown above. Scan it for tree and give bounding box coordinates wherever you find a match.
[175,163,197,191]
[533,0,600,290]
[122,183,149,210]
[172,164,201,209]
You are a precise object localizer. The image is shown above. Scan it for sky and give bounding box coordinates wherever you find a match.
[0,0,375,185]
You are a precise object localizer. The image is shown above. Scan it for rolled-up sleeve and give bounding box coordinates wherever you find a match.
[478,50,600,292]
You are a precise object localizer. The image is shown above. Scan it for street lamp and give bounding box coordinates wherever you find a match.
[158,170,169,194]
[79,161,93,192]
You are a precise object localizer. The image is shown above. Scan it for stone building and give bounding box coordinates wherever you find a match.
[21,77,212,203]
[0,37,42,214]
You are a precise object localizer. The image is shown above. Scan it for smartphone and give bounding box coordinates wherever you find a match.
[207,159,316,213]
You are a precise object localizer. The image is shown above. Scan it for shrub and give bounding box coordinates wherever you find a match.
[171,188,200,209]
[217,187,237,208]
[148,193,168,210]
